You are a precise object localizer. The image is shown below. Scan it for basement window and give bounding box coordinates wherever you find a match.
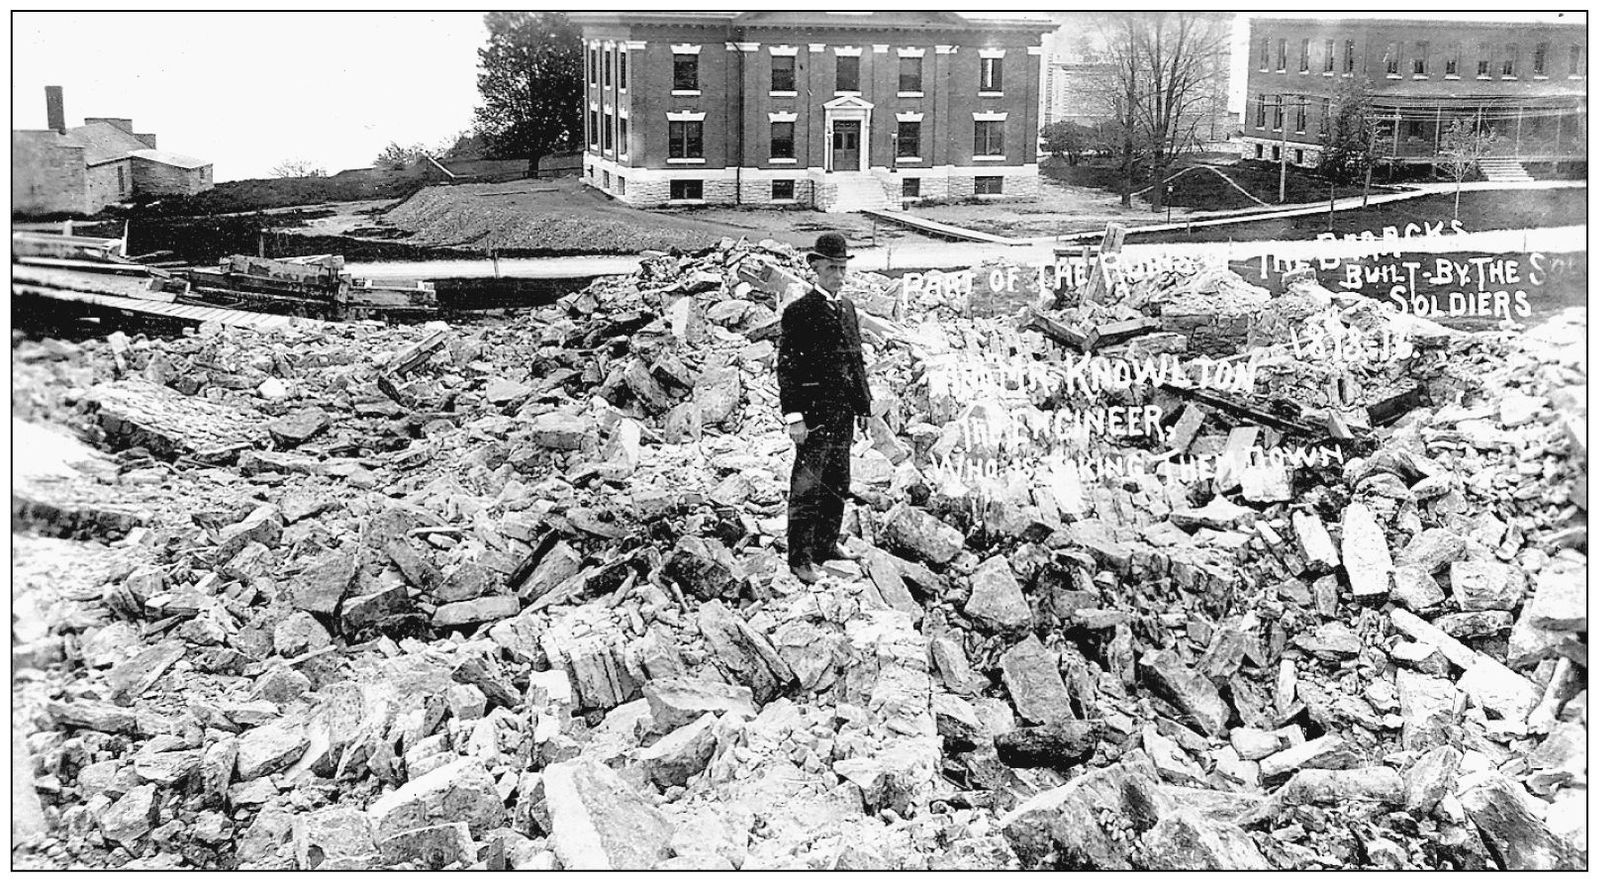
[902,177,920,198]
[771,179,795,201]
[973,175,1003,196]
[670,179,702,201]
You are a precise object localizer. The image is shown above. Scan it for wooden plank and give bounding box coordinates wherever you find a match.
[1019,307,1098,353]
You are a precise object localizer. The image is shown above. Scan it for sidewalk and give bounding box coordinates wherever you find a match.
[868,179,1586,246]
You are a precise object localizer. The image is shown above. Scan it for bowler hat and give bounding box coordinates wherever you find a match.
[807,232,850,263]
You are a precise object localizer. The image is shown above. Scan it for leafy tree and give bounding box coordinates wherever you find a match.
[1096,12,1230,211]
[374,142,424,170]
[473,11,582,177]
[1440,116,1500,220]
[1041,121,1090,165]
[269,159,326,179]
[1319,78,1374,188]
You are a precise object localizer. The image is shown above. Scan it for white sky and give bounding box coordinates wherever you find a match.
[10,8,1588,181]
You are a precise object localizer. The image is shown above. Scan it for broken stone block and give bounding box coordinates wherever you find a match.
[368,756,505,838]
[518,541,582,601]
[99,783,158,849]
[999,636,1073,724]
[273,610,331,657]
[1140,649,1230,737]
[216,504,283,563]
[1527,564,1585,632]
[999,777,1128,869]
[132,749,201,786]
[236,723,310,781]
[533,412,591,450]
[634,714,719,790]
[1170,496,1255,532]
[864,549,923,623]
[377,821,477,870]
[1460,772,1583,869]
[661,536,744,602]
[994,720,1099,769]
[696,600,797,703]
[1401,528,1468,573]
[268,409,332,447]
[543,759,674,869]
[880,505,965,565]
[47,699,138,735]
[1436,611,1512,641]
[1141,808,1270,870]
[1405,745,1463,813]
[1280,767,1404,805]
[1229,727,1289,761]
[644,677,757,737]
[445,684,487,720]
[832,750,920,816]
[1457,658,1538,721]
[1340,502,1392,600]
[106,640,185,702]
[431,594,519,627]
[964,555,1033,631]
[1214,746,1259,788]
[1258,734,1357,781]
[693,366,741,425]
[1396,669,1460,751]
[1292,512,1339,573]
[1392,564,1447,612]
[1389,608,1477,670]
[930,635,988,696]
[1450,559,1521,612]
[1293,621,1362,658]
[1143,727,1204,785]
[289,549,357,617]
[199,738,237,805]
[293,806,379,869]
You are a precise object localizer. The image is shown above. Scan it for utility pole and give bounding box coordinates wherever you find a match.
[1278,95,1289,203]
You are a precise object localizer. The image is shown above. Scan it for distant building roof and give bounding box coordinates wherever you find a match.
[571,11,1052,33]
[62,121,149,165]
[127,148,209,169]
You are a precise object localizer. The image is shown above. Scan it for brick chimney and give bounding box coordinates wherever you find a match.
[45,85,65,134]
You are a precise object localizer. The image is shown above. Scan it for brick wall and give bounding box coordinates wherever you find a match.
[11,130,87,215]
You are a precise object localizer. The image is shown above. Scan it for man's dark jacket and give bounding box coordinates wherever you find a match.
[777,289,871,419]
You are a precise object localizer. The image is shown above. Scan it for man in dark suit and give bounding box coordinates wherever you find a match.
[777,232,872,585]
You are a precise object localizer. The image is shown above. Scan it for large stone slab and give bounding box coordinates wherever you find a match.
[1340,502,1392,599]
[999,777,1129,869]
[643,677,757,736]
[999,636,1073,724]
[543,759,674,869]
[964,555,1033,631]
[1460,772,1584,869]
[1139,649,1230,736]
[879,505,965,565]
[367,756,504,838]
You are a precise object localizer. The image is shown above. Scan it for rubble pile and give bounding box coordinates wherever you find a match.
[11,238,1586,869]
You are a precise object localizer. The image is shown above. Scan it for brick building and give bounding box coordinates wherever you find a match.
[1241,17,1586,175]
[12,86,212,217]
[569,12,1054,211]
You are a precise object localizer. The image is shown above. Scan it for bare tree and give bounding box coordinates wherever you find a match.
[269,159,327,179]
[1097,13,1143,207]
[1097,12,1229,211]
[1439,116,1500,220]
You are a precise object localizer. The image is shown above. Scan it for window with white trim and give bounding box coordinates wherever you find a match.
[973,175,1003,195]
[771,55,795,92]
[670,179,702,200]
[673,53,699,92]
[898,55,922,93]
[1413,41,1428,76]
[1324,39,1335,72]
[973,119,1004,156]
[835,54,859,91]
[770,121,794,160]
[1569,44,1585,76]
[1502,43,1518,77]
[1534,41,1548,75]
[896,120,920,159]
[1299,38,1309,72]
[979,56,1003,92]
[771,179,795,200]
[668,120,702,159]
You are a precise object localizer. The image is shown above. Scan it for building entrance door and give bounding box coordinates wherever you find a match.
[832,121,861,171]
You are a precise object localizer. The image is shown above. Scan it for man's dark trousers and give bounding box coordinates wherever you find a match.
[787,407,854,568]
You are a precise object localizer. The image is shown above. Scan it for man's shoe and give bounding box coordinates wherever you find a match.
[791,564,820,585]
[821,545,859,562]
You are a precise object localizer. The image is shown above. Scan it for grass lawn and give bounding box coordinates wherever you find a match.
[1130,187,1587,245]
[1042,158,1359,211]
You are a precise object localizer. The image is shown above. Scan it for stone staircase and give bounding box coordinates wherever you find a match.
[1478,157,1534,183]
[823,172,892,213]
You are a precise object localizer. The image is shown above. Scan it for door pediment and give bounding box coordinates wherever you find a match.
[822,95,876,112]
